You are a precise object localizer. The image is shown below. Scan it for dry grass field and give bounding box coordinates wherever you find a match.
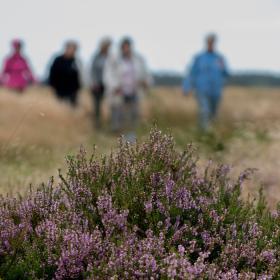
[0,86,279,207]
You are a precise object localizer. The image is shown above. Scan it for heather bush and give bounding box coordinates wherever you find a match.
[0,129,280,279]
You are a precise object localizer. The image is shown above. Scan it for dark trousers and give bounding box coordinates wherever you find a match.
[92,84,105,127]
[56,90,78,107]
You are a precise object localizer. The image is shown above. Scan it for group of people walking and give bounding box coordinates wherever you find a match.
[89,37,152,133]
[0,34,229,134]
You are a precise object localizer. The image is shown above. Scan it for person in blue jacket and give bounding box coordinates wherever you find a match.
[184,34,229,130]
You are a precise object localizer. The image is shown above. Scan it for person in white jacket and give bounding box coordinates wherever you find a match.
[103,37,152,139]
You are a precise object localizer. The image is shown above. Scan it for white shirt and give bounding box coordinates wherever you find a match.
[120,58,137,96]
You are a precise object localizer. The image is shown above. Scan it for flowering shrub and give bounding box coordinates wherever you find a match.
[0,129,280,279]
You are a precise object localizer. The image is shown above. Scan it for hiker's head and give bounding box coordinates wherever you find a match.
[64,41,78,58]
[206,33,217,52]
[120,37,133,58]
[12,39,22,53]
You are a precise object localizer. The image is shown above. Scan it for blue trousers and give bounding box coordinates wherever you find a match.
[195,89,222,130]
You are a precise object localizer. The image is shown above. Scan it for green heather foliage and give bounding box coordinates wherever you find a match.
[0,129,280,279]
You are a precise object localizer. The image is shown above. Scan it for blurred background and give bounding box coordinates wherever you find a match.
[0,0,279,207]
[1,0,280,76]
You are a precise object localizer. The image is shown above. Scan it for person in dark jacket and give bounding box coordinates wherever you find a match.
[90,38,111,128]
[49,41,81,107]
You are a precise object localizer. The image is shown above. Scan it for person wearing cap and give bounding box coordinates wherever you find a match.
[90,38,111,128]
[184,34,229,130]
[48,41,81,107]
[103,37,152,140]
[1,39,35,92]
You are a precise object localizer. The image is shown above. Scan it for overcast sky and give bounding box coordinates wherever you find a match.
[0,0,279,77]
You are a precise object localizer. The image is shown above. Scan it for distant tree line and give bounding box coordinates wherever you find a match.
[153,72,280,87]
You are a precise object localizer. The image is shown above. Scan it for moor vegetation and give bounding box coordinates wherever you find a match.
[0,129,280,279]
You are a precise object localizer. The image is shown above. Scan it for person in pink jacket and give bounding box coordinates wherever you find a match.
[1,39,35,92]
